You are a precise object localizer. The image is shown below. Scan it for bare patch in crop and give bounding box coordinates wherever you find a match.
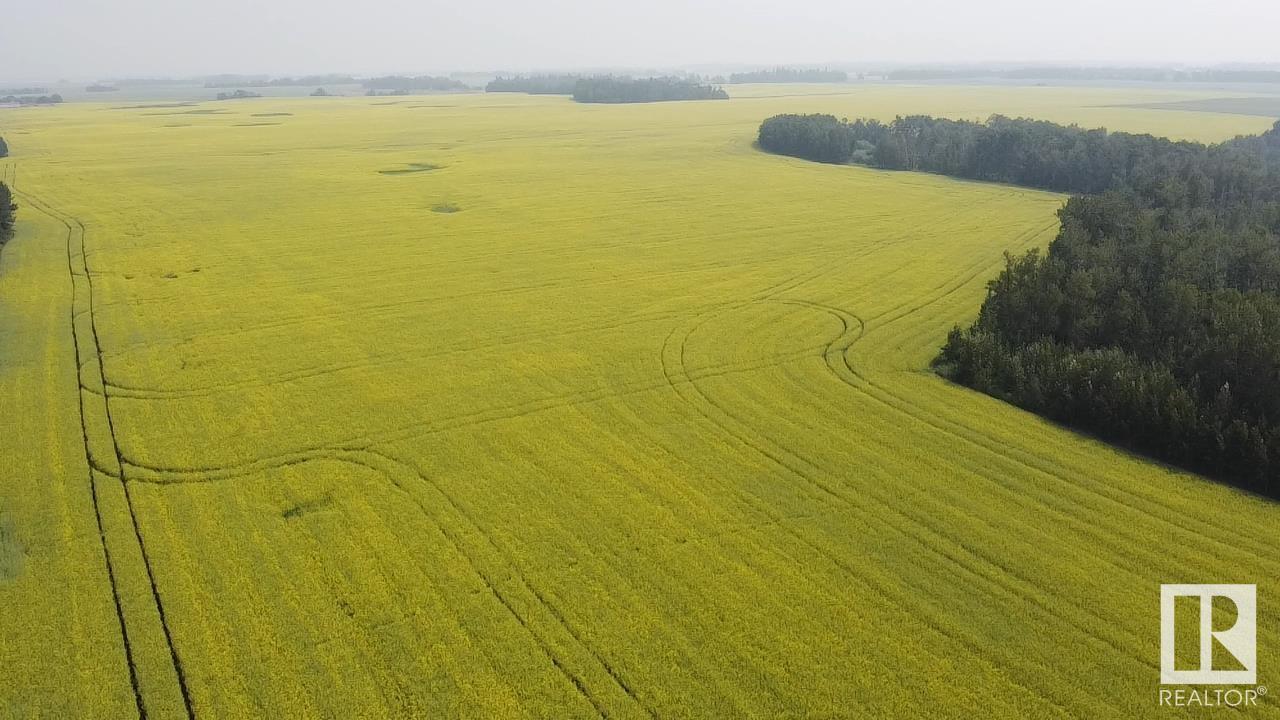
[379,163,441,175]
[282,495,335,520]
[115,102,198,110]
[144,108,231,116]
[1112,97,1280,117]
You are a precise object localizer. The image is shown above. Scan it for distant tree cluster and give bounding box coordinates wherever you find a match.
[204,74,358,88]
[485,75,582,94]
[886,66,1280,83]
[0,87,47,95]
[215,90,262,100]
[759,113,1241,195]
[1,94,63,106]
[108,78,182,87]
[572,77,728,104]
[202,74,470,91]
[762,113,1280,493]
[728,67,848,83]
[311,87,332,97]
[756,114,859,163]
[0,182,15,242]
[85,84,119,92]
[0,136,7,158]
[360,76,469,92]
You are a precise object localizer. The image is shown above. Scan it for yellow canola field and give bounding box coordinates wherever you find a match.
[0,86,1276,718]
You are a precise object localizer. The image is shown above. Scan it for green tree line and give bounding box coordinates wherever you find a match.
[759,112,1280,494]
[361,76,469,92]
[0,182,15,242]
[204,74,358,88]
[1,136,15,242]
[572,77,728,104]
[486,75,582,94]
[728,67,847,83]
[215,90,261,100]
[1,94,62,106]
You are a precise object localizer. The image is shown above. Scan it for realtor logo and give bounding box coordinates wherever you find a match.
[1161,584,1257,685]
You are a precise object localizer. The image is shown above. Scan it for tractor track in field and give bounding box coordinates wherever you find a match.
[600,379,1040,714]
[195,444,617,717]
[860,220,1057,333]
[95,241,861,400]
[112,344,830,484]
[809,246,1280,568]
[836,347,1280,571]
[658,297,1078,715]
[99,304,721,401]
[519,391,821,712]
[94,234,846,401]
[648,219,1206,709]
[667,307,1110,712]
[782,300,1164,677]
[653,252,1086,709]
[767,238,1280,585]
[765,230,1280,645]
[776,212,1279,565]
[14,187,195,720]
[361,448,658,719]
[13,182,145,714]
[302,448,655,719]
[17,167,1265,717]
[56,218,148,719]
[96,244,849,363]
[90,190,958,404]
[329,450,614,718]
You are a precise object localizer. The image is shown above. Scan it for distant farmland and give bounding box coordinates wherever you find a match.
[0,87,1276,718]
[1115,95,1280,118]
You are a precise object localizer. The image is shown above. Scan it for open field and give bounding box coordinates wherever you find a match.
[1115,96,1280,118]
[1,86,1278,718]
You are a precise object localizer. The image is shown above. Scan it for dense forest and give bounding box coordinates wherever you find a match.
[361,75,469,92]
[757,114,860,163]
[759,112,1280,494]
[486,75,582,94]
[572,77,728,103]
[728,67,847,83]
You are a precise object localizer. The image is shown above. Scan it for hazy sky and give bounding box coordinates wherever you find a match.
[2,0,1278,81]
